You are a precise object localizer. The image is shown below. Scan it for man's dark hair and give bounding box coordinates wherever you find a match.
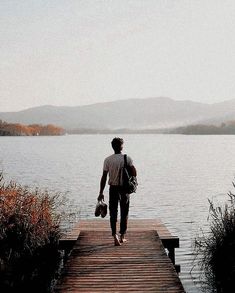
[111,137,124,152]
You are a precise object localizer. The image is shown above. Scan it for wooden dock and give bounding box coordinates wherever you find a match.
[56,219,185,293]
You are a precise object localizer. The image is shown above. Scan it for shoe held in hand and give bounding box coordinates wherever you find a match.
[95,200,107,218]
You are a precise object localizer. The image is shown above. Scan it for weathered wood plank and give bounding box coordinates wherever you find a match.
[77,219,176,238]
[55,221,185,293]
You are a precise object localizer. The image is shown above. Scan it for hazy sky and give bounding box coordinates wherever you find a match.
[1,0,235,112]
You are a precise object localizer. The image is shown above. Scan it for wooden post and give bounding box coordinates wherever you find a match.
[168,247,175,265]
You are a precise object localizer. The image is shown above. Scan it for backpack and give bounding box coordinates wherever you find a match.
[122,154,138,194]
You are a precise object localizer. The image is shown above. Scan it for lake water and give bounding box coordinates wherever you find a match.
[1,134,235,293]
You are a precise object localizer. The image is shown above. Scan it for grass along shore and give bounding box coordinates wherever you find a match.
[0,173,73,292]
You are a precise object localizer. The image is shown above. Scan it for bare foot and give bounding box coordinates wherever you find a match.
[114,234,121,246]
[120,235,127,243]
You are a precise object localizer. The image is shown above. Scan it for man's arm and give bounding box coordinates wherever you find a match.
[130,165,137,177]
[127,156,137,177]
[98,170,108,201]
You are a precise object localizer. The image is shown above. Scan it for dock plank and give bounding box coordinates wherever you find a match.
[56,220,185,293]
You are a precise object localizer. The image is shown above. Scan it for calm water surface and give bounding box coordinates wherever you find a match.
[1,134,235,293]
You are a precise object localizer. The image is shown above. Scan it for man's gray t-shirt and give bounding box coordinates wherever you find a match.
[103,154,133,186]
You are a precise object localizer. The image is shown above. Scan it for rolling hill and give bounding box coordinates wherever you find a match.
[0,97,235,130]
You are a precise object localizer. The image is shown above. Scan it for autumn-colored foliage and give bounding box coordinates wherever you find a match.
[0,174,63,292]
[0,120,64,136]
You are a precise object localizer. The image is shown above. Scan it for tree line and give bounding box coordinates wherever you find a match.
[171,121,235,135]
[0,120,64,136]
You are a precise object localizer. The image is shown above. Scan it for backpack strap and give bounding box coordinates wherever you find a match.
[124,154,128,167]
[120,154,128,186]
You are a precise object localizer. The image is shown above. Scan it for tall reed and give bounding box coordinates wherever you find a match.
[195,184,235,292]
[0,173,65,292]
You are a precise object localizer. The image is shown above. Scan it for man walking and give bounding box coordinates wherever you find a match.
[98,137,137,246]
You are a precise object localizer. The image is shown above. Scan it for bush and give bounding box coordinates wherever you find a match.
[0,173,64,292]
[195,184,235,292]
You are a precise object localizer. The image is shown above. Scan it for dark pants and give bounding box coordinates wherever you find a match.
[109,185,130,236]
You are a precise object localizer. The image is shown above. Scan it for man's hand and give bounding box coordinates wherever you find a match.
[97,193,104,201]
[98,171,107,202]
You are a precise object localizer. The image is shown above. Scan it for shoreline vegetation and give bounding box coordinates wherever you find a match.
[67,120,235,135]
[2,119,235,136]
[0,120,64,136]
[171,121,235,135]
[0,173,71,293]
[195,184,235,292]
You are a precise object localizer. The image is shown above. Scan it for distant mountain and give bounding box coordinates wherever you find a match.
[0,97,235,130]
